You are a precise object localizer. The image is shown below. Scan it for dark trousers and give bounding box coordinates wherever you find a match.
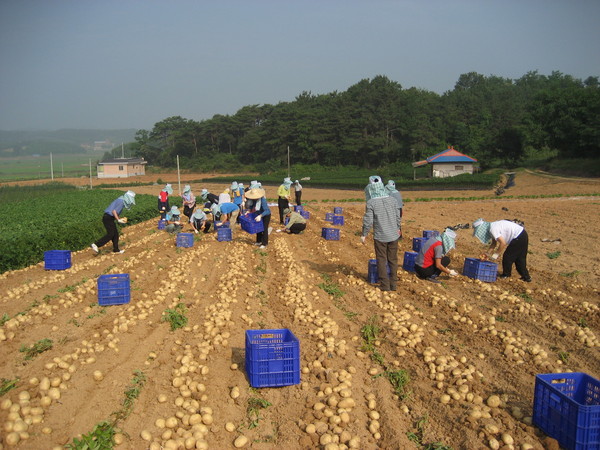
[193,219,212,233]
[502,230,530,278]
[374,239,399,290]
[256,214,271,246]
[183,203,196,220]
[278,197,289,223]
[289,223,306,234]
[96,214,120,252]
[415,256,451,279]
[295,191,302,206]
[158,200,169,219]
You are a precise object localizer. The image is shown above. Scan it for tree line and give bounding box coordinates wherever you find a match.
[126,71,599,171]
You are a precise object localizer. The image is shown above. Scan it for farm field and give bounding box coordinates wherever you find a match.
[0,154,98,181]
[0,172,599,449]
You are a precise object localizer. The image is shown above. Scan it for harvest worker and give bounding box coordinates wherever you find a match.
[472,218,532,282]
[360,176,401,291]
[231,181,244,216]
[190,208,211,234]
[216,201,240,226]
[277,177,293,224]
[245,187,271,249]
[281,208,306,234]
[91,190,135,255]
[414,228,458,283]
[158,184,173,219]
[294,180,303,206]
[218,188,231,205]
[385,180,404,238]
[181,185,196,221]
[200,189,219,206]
[164,206,183,233]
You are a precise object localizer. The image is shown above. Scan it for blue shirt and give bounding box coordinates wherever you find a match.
[256,197,271,217]
[232,188,244,205]
[219,202,239,214]
[104,198,125,216]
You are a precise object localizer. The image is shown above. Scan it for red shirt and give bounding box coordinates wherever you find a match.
[422,240,443,268]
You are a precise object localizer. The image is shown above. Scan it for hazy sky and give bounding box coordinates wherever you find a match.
[1,0,599,131]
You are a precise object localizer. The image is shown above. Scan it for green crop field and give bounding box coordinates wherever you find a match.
[206,164,500,190]
[0,183,158,273]
[0,153,101,182]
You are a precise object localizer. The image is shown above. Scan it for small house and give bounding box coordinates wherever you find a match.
[97,157,147,179]
[412,146,478,178]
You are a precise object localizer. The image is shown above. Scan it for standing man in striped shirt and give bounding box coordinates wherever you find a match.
[361,176,402,291]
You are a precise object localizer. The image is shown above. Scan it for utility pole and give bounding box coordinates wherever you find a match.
[50,153,54,180]
[89,159,93,189]
[176,155,181,195]
[287,146,290,178]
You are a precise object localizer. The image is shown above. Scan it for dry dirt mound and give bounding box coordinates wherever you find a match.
[0,173,599,449]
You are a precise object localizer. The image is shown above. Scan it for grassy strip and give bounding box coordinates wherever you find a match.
[361,317,452,448]
[0,378,19,396]
[20,338,53,361]
[66,370,146,449]
[161,303,188,331]
[317,273,345,298]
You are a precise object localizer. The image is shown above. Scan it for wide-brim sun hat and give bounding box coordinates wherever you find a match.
[283,208,291,215]
[245,188,265,200]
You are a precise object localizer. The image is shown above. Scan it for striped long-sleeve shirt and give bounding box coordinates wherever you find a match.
[362,196,400,243]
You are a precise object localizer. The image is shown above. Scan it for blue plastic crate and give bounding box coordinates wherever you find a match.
[300,210,310,220]
[423,230,440,239]
[367,259,392,283]
[403,251,417,272]
[44,250,72,270]
[533,372,600,450]
[463,257,497,282]
[321,227,340,241]
[176,232,194,248]
[245,329,300,388]
[240,213,264,234]
[332,215,344,225]
[325,212,334,222]
[157,219,167,230]
[97,274,130,306]
[217,228,232,242]
[333,207,343,214]
[412,237,427,253]
[294,205,304,212]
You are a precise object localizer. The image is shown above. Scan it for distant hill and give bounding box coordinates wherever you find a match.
[0,129,137,156]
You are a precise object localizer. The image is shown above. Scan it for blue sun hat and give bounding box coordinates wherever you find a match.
[183,185,191,194]
[439,228,457,253]
[191,209,206,221]
[163,184,174,195]
[473,218,492,244]
[170,206,180,216]
[385,180,398,193]
[231,181,239,191]
[283,177,292,189]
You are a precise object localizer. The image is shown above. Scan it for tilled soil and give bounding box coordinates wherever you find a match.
[0,172,599,450]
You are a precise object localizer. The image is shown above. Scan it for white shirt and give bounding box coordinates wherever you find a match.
[490,220,524,246]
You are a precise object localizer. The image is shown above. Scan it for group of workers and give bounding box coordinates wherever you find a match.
[91,176,531,289]
[361,175,531,291]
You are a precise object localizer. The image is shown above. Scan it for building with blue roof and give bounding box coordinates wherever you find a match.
[412,146,478,178]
